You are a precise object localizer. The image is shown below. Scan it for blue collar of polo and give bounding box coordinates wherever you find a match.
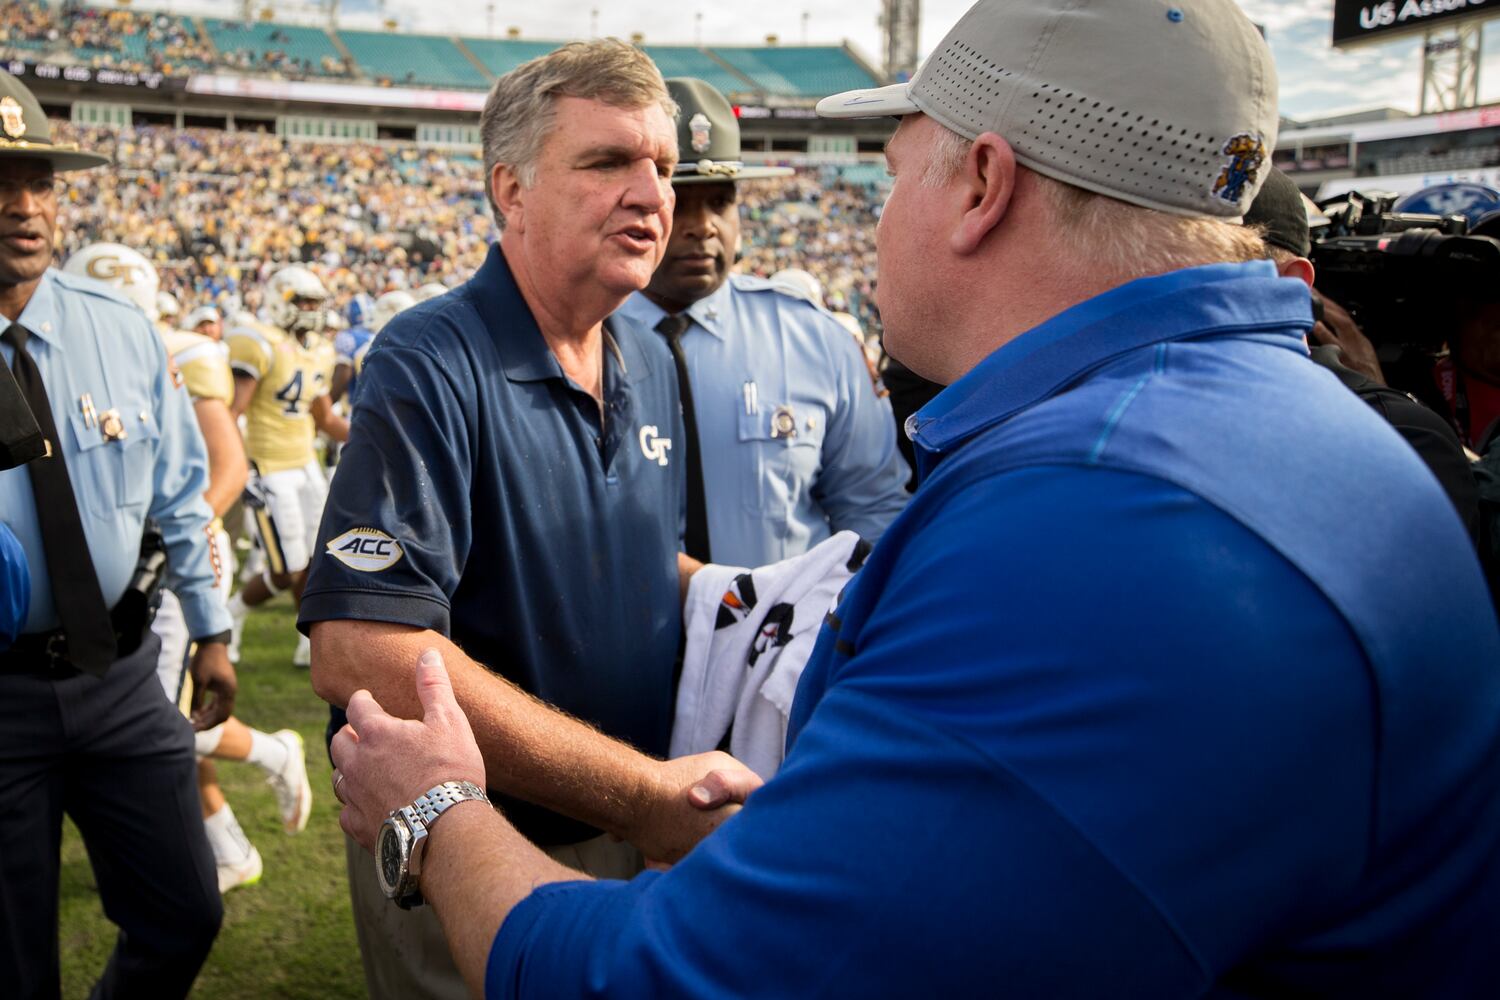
[474,243,654,385]
[909,261,1313,459]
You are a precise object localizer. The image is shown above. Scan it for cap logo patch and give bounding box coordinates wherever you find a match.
[0,97,26,139]
[1213,133,1267,207]
[326,527,404,572]
[689,113,713,153]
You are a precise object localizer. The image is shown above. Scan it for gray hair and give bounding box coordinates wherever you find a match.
[480,39,676,230]
[919,124,1266,277]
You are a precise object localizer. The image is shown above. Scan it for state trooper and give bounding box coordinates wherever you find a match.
[0,72,233,998]
[615,77,910,568]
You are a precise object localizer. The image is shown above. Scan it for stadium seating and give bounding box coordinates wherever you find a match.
[121,15,212,71]
[339,31,489,89]
[643,47,754,96]
[0,37,48,54]
[205,19,344,75]
[1,4,212,73]
[834,163,890,188]
[1,1,886,99]
[1373,146,1500,177]
[464,38,560,78]
[708,46,879,98]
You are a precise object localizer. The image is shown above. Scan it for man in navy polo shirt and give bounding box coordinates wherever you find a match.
[301,41,753,1000]
[330,2,1500,998]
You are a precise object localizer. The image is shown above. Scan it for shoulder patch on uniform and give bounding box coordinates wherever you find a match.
[54,270,154,320]
[748,275,834,318]
[54,269,132,303]
[730,274,776,293]
[326,528,404,572]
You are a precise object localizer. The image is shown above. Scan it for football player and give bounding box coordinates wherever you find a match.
[328,293,374,405]
[226,265,348,668]
[345,288,415,410]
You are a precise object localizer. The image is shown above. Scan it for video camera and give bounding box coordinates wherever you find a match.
[1310,190,1500,350]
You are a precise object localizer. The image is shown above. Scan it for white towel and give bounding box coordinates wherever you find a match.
[672,531,870,779]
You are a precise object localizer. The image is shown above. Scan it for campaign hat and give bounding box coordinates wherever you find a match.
[669,77,792,184]
[0,70,110,172]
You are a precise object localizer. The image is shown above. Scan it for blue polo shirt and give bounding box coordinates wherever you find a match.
[300,244,684,844]
[486,262,1500,997]
[0,522,27,650]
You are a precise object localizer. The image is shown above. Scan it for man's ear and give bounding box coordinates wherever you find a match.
[1278,256,1315,289]
[492,162,523,233]
[950,133,1016,256]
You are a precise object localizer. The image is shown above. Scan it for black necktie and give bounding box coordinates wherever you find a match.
[3,324,116,675]
[655,314,711,563]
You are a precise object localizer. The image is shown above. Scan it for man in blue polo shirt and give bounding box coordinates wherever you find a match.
[302,41,754,1000]
[330,2,1500,997]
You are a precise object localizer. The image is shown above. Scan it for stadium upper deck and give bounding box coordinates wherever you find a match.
[0,1,881,100]
[1276,104,1500,200]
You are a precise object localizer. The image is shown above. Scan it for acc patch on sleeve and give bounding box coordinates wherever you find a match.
[326,527,405,572]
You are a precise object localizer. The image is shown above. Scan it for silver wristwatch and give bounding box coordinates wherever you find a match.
[375,780,490,909]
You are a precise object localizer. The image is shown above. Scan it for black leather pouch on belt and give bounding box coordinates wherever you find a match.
[111,518,168,657]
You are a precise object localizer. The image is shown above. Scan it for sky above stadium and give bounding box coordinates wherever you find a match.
[189,1,1500,120]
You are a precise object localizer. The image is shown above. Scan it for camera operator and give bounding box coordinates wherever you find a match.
[1432,210,1500,456]
[1248,169,1481,542]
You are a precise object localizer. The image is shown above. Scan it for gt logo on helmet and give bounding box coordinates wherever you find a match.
[86,255,147,286]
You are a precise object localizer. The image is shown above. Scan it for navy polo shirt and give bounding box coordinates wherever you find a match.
[301,244,684,844]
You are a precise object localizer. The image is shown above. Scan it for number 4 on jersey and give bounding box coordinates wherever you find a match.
[275,369,304,414]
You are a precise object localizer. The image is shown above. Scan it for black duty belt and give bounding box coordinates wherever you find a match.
[0,619,150,678]
[0,628,84,677]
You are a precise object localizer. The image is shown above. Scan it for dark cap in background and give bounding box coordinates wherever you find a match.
[1244,167,1312,258]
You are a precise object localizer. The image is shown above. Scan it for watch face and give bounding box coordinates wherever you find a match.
[378,825,403,893]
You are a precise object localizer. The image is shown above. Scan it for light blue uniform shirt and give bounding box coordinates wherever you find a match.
[617,276,909,567]
[0,270,231,640]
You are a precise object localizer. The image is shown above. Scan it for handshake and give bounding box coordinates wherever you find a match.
[331,647,765,867]
[329,532,862,868]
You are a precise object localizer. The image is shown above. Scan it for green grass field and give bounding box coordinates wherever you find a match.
[60,595,367,998]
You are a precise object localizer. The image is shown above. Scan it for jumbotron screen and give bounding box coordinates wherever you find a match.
[1332,0,1498,48]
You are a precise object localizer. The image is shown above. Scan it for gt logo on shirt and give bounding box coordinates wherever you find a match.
[326,528,404,572]
[639,425,672,467]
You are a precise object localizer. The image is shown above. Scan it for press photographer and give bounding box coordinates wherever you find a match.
[1309,187,1500,453]
[1295,181,1500,606]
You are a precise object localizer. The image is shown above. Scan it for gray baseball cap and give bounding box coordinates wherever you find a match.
[816,0,1278,219]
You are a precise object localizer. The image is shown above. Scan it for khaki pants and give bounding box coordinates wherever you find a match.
[345,830,643,999]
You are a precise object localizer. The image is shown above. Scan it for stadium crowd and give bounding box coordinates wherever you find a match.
[740,173,882,339]
[0,2,214,77]
[46,122,885,337]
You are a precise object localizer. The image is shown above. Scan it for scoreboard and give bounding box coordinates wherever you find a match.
[1332,0,1497,48]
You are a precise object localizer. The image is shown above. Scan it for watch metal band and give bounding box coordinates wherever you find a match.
[409,780,489,827]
